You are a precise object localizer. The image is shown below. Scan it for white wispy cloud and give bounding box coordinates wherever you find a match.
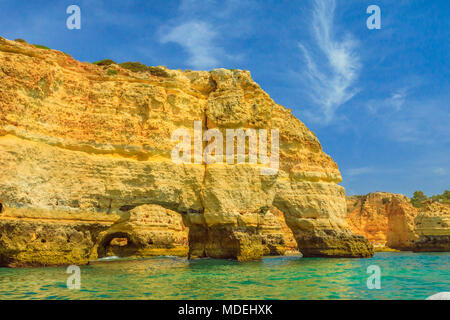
[159,0,255,70]
[389,91,407,111]
[366,86,412,114]
[160,21,220,70]
[380,94,450,145]
[433,167,448,176]
[299,0,361,124]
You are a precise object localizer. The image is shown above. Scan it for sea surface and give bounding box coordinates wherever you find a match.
[0,252,448,300]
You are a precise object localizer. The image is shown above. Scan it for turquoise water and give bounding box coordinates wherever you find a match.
[0,252,448,299]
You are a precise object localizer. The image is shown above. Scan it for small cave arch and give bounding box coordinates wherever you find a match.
[97,232,139,258]
[270,204,301,254]
[0,203,3,214]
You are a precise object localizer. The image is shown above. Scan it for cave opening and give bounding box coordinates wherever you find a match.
[0,203,3,213]
[97,232,138,258]
[271,205,301,255]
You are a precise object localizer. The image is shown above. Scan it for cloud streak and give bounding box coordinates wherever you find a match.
[299,0,361,124]
[160,21,220,70]
[159,0,256,70]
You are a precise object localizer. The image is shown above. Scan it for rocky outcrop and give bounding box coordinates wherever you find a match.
[347,194,391,245]
[0,206,117,267]
[386,196,418,250]
[0,37,373,266]
[347,192,450,252]
[96,204,189,258]
[347,192,418,250]
[413,202,450,252]
[346,192,419,250]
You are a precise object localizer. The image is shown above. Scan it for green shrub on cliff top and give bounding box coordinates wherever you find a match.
[107,69,118,76]
[410,190,427,208]
[119,61,169,77]
[410,190,450,207]
[119,61,147,72]
[32,44,50,50]
[93,59,117,66]
[147,66,170,77]
[430,190,450,205]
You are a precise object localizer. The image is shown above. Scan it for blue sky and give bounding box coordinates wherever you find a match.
[0,0,448,197]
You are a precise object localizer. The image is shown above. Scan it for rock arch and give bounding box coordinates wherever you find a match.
[97,231,137,258]
[94,204,189,260]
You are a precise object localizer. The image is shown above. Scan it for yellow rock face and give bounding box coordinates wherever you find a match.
[0,37,372,266]
[347,193,450,252]
[260,207,298,255]
[95,204,189,258]
[413,202,450,252]
[0,206,117,267]
[346,192,418,250]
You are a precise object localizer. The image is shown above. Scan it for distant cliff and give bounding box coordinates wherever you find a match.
[347,192,449,251]
[414,201,450,252]
[0,36,372,267]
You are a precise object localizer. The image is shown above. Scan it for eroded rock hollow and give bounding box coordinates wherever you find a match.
[0,37,373,266]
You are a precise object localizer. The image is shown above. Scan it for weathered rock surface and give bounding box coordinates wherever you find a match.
[386,196,419,250]
[96,204,189,258]
[347,192,450,252]
[347,192,418,250]
[413,202,450,252]
[0,206,117,267]
[259,207,298,255]
[347,194,390,245]
[0,37,372,266]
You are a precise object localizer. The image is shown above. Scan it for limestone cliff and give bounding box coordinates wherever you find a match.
[0,37,372,266]
[347,192,450,252]
[413,202,450,252]
[346,192,418,250]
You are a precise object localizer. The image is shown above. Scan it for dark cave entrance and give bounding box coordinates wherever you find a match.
[97,232,139,258]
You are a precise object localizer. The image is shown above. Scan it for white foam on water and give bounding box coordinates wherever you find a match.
[96,256,120,261]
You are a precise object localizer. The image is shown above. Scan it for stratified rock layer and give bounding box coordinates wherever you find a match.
[260,207,298,255]
[95,204,189,258]
[347,192,450,252]
[347,192,418,250]
[0,37,373,266]
[0,206,117,267]
[413,202,450,252]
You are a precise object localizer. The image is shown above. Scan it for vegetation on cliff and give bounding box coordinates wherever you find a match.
[118,61,170,77]
[93,59,170,77]
[93,59,117,66]
[410,190,449,208]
